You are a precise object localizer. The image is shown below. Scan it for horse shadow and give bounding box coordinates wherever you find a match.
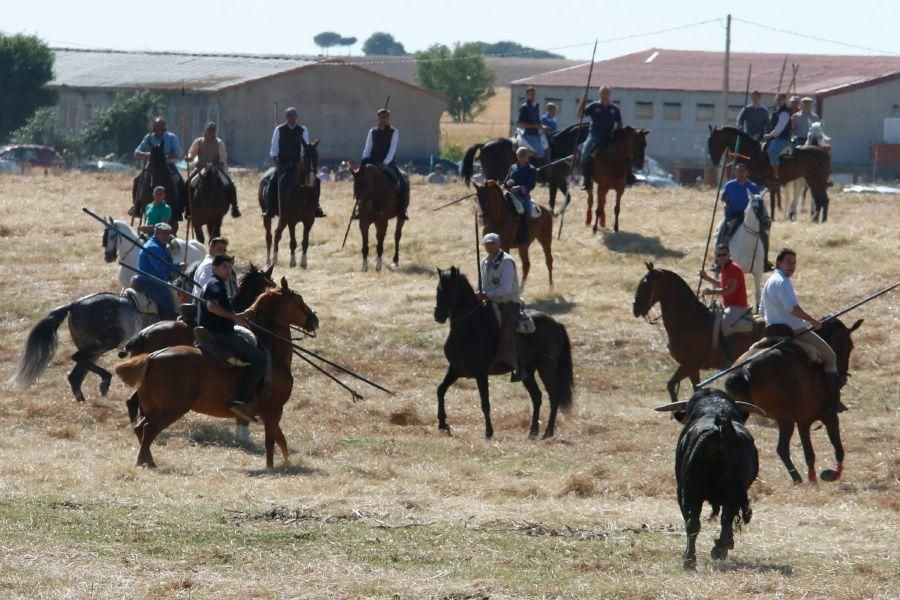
[398,263,437,276]
[602,231,685,258]
[246,463,328,478]
[528,294,576,315]
[711,559,794,575]
[186,422,264,455]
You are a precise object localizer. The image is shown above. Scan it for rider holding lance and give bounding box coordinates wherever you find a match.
[700,244,750,364]
[576,85,628,191]
[266,106,325,219]
[135,222,184,321]
[186,121,242,218]
[361,108,409,221]
[476,233,524,382]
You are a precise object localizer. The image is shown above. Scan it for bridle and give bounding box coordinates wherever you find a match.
[640,273,663,326]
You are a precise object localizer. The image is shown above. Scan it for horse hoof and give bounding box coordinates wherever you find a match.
[300,255,307,269]
[820,468,841,482]
[375,258,382,272]
[711,545,728,560]
[389,261,398,271]
[74,392,86,403]
[528,431,538,441]
[362,260,369,272]
[289,256,296,268]
[613,224,619,233]
[438,424,452,436]
[541,430,555,440]
[99,380,111,397]
[683,557,697,570]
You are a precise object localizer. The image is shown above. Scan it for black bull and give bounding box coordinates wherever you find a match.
[655,388,764,570]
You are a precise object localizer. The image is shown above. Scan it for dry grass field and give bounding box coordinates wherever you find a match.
[0,170,897,599]
[440,88,512,150]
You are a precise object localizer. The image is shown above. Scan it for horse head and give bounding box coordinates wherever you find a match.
[473,180,505,227]
[745,193,769,230]
[632,262,659,318]
[102,217,118,262]
[820,318,863,385]
[232,263,277,312]
[252,276,318,334]
[628,128,650,170]
[434,266,473,324]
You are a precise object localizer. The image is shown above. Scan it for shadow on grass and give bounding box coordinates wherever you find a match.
[528,294,576,315]
[186,422,263,455]
[712,559,794,575]
[602,231,685,258]
[398,262,437,276]
[246,463,328,478]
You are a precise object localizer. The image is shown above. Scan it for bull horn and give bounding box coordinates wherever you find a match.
[735,402,768,417]
[654,401,688,412]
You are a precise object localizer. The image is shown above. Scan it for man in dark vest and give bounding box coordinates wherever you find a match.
[763,93,792,182]
[265,106,324,219]
[360,108,409,220]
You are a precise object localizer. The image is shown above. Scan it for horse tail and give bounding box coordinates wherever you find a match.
[461,143,483,187]
[724,369,752,403]
[119,329,146,359]
[8,302,73,388]
[115,354,151,388]
[550,324,574,413]
[714,414,751,529]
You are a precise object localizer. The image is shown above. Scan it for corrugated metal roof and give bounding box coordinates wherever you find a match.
[512,48,900,96]
[51,48,319,92]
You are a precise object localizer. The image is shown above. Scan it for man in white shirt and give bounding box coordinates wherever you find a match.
[361,109,409,220]
[194,237,233,296]
[265,107,323,218]
[760,248,844,414]
[476,233,524,381]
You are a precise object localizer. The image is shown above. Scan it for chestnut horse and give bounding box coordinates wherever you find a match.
[474,180,553,289]
[132,142,178,233]
[352,164,406,272]
[258,141,319,268]
[632,263,764,402]
[586,126,650,234]
[188,163,230,244]
[115,277,318,468]
[725,318,863,484]
[707,126,832,222]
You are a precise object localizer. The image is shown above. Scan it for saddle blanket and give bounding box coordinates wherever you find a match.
[489,304,537,334]
[711,307,760,348]
[747,335,822,364]
[193,326,258,367]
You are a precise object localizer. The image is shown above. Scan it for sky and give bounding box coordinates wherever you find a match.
[3,0,898,61]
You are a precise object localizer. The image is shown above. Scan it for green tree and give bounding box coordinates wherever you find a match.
[81,91,164,158]
[10,106,82,156]
[337,36,357,55]
[0,33,57,142]
[362,32,407,56]
[475,41,563,59]
[415,43,495,123]
[313,32,342,55]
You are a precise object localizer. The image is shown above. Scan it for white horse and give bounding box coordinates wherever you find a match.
[102,219,205,289]
[714,193,768,309]
[787,122,831,221]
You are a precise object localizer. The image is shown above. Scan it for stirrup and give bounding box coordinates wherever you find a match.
[229,403,257,423]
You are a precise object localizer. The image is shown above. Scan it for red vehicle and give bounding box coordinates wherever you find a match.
[0,144,65,169]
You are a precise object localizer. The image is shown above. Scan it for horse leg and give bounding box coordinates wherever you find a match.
[797,422,817,484]
[288,222,297,268]
[517,245,531,292]
[711,503,737,561]
[360,220,370,272]
[272,218,287,266]
[300,219,310,269]
[274,424,289,464]
[612,187,623,233]
[67,361,89,403]
[126,392,141,429]
[820,414,844,482]
[235,420,250,443]
[537,224,554,289]
[585,187,593,226]
[436,367,460,434]
[476,375,494,439]
[374,218,388,272]
[193,219,205,245]
[594,187,608,234]
[263,417,277,468]
[522,372,543,440]
[264,217,273,264]
[776,420,803,484]
[137,408,187,468]
[548,182,557,212]
[391,214,405,269]
[83,362,113,397]
[666,365,689,403]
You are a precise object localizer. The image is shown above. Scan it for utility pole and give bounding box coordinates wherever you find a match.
[723,14,731,125]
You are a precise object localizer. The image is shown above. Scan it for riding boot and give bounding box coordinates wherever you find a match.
[264,177,279,219]
[721,335,735,368]
[229,185,242,218]
[399,185,410,220]
[761,226,774,272]
[824,372,847,415]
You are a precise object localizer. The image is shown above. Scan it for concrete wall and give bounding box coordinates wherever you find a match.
[821,77,900,168]
[219,64,446,165]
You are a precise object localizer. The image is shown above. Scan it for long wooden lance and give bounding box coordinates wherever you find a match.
[557,39,598,241]
[475,209,482,291]
[695,279,900,390]
[433,192,477,211]
[118,262,394,397]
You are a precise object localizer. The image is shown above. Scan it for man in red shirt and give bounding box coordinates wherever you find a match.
[700,244,749,363]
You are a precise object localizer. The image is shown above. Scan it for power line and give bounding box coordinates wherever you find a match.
[733,17,900,56]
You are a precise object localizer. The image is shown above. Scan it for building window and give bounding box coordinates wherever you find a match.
[696,103,716,122]
[663,102,682,121]
[727,104,742,123]
[544,97,562,115]
[635,101,654,119]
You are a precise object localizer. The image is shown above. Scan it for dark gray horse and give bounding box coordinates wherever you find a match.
[433,267,574,439]
[9,293,160,402]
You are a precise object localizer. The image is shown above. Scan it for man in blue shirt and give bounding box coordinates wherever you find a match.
[515,87,549,164]
[576,85,625,191]
[134,117,187,221]
[503,147,538,244]
[715,162,758,248]
[540,102,558,135]
[135,223,184,320]
[736,91,769,141]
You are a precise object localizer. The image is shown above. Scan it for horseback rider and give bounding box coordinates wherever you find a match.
[135,222,184,321]
[503,147,538,244]
[759,248,845,415]
[715,162,758,248]
[197,254,266,421]
[186,121,242,218]
[139,186,172,234]
[791,97,819,147]
[736,90,769,141]
[541,102,559,135]
[763,93,792,182]
[265,106,325,219]
[134,117,187,220]
[576,85,630,191]
[193,237,234,296]
[476,233,525,382]
[515,87,550,164]
[360,108,409,220]
[700,244,750,364]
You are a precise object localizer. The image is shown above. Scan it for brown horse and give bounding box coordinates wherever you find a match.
[707,126,832,222]
[258,141,320,268]
[632,263,764,402]
[585,126,650,234]
[114,278,318,468]
[132,142,179,234]
[188,164,230,244]
[725,318,863,484]
[352,164,406,272]
[474,180,553,289]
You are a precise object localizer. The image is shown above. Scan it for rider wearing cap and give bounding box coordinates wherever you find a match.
[791,97,820,146]
[476,232,525,381]
[135,222,184,320]
[361,108,409,220]
[503,147,538,243]
[186,121,241,218]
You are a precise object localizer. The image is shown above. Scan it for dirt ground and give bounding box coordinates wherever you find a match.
[0,171,897,599]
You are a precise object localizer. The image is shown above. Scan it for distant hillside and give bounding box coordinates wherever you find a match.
[473,41,564,59]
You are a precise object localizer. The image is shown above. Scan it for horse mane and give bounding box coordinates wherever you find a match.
[656,268,708,315]
[718,127,761,153]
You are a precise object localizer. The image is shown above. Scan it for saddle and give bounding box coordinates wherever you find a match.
[193,326,257,367]
[122,287,158,315]
[747,325,822,365]
[504,192,542,218]
[711,307,763,350]
[489,303,537,334]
